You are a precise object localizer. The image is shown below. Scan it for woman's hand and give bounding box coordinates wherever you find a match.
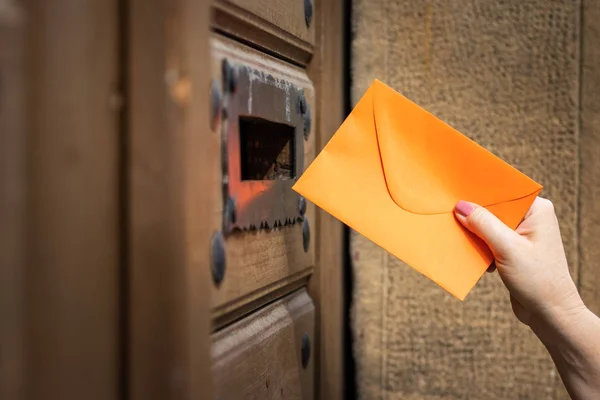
[454,197,600,399]
[454,197,585,337]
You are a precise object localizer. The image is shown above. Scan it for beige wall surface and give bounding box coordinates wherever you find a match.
[350,1,599,398]
[580,0,600,319]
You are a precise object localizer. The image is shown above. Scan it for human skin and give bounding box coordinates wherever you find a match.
[454,197,600,400]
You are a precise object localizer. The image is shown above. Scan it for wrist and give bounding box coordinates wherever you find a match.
[528,285,589,346]
[540,307,600,400]
[531,302,593,349]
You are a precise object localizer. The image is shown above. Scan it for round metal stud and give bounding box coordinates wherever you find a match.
[224,196,236,230]
[210,80,221,131]
[302,218,310,252]
[298,196,307,216]
[210,231,226,286]
[221,58,237,94]
[301,333,311,368]
[304,0,313,28]
[297,95,307,115]
[303,104,312,140]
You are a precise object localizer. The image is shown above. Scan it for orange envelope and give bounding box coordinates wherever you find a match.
[293,79,542,300]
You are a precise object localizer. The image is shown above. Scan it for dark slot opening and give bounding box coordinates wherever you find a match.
[240,116,296,181]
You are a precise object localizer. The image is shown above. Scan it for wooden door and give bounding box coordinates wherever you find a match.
[208,0,346,399]
[128,0,214,399]
[1,2,120,399]
[0,1,344,399]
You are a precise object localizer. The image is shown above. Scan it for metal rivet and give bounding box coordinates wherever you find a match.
[298,196,307,216]
[303,104,312,140]
[302,218,310,252]
[210,231,226,286]
[224,196,236,230]
[210,80,221,131]
[297,95,307,115]
[221,59,237,94]
[301,333,311,368]
[304,0,313,28]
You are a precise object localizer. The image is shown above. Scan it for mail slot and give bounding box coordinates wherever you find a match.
[218,58,310,233]
[239,117,295,181]
[210,35,316,325]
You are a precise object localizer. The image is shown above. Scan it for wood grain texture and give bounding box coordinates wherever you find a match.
[0,1,26,398]
[212,226,313,322]
[212,1,313,66]
[307,0,346,399]
[212,289,315,400]
[579,0,600,317]
[22,1,120,399]
[210,35,316,322]
[351,0,580,399]
[129,0,213,399]
[215,0,315,45]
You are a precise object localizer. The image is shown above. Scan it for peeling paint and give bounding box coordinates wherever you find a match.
[244,65,297,121]
[284,84,291,121]
[248,77,253,113]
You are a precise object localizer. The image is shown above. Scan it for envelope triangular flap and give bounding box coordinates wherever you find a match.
[371,80,541,214]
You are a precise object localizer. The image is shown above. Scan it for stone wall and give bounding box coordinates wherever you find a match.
[350,1,599,398]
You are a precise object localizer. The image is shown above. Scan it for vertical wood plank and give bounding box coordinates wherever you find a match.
[308,0,345,399]
[0,1,26,398]
[129,0,213,398]
[181,1,215,396]
[25,1,120,399]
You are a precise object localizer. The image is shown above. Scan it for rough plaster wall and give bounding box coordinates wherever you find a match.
[351,1,582,399]
[580,1,600,317]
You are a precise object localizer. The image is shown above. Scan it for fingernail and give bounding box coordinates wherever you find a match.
[455,200,475,217]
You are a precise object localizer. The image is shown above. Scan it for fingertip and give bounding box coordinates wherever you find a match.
[455,200,476,217]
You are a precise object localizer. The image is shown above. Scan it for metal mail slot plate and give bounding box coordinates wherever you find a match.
[209,35,316,322]
[212,39,313,233]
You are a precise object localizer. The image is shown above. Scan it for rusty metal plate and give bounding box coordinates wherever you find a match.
[220,60,310,232]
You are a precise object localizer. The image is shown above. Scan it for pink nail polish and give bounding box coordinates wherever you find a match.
[455,200,475,217]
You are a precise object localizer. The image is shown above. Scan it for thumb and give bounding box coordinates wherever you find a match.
[454,200,520,257]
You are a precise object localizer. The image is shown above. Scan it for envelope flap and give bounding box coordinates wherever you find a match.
[372,80,542,214]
